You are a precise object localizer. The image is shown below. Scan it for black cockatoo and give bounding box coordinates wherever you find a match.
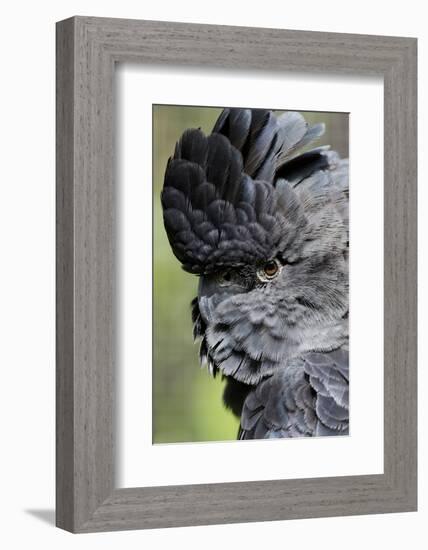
[161,108,349,439]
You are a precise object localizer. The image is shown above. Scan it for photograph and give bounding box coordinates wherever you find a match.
[153,105,349,444]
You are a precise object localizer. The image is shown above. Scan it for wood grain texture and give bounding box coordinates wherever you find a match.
[56,17,75,532]
[56,16,417,533]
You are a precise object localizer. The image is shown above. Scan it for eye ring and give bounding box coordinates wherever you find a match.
[257,259,281,282]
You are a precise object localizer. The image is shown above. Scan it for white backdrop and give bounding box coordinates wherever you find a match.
[0,1,425,549]
[117,67,384,488]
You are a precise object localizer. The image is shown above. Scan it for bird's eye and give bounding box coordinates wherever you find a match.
[264,261,279,277]
[218,270,233,285]
[257,259,281,282]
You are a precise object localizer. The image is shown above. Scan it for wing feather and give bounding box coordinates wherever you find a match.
[239,350,349,439]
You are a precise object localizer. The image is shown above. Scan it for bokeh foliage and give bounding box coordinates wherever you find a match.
[152,104,348,444]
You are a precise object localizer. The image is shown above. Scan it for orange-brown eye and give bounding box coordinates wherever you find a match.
[263,261,279,277]
[257,259,281,282]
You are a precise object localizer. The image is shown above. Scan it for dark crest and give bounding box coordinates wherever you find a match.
[161,108,328,274]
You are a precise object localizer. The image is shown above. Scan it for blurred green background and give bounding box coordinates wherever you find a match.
[152,105,348,444]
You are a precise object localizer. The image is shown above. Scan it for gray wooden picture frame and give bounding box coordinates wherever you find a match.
[56,16,417,533]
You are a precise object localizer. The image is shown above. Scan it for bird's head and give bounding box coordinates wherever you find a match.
[161,109,348,384]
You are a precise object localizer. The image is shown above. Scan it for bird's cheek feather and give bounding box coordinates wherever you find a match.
[198,275,246,324]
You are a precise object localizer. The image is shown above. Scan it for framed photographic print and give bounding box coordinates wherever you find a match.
[56,16,417,532]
